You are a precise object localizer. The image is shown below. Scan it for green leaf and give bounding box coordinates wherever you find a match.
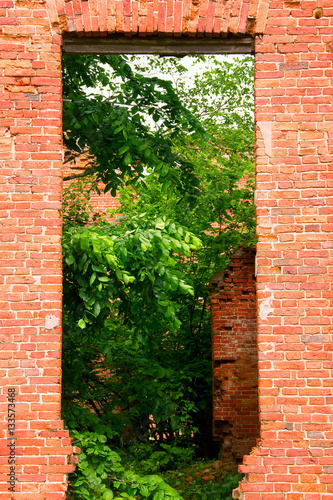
[124,153,132,165]
[103,491,114,499]
[77,319,86,329]
[65,254,75,266]
[146,270,155,283]
[155,219,165,230]
[99,276,110,282]
[119,144,129,155]
[153,491,165,500]
[139,485,150,497]
[106,253,117,268]
[93,302,101,317]
[123,273,135,285]
[80,234,89,251]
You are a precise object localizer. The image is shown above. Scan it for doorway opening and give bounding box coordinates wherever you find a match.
[60,39,258,499]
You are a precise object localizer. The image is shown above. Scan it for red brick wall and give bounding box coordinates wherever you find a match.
[49,0,267,38]
[237,3,333,499]
[63,160,121,216]
[1,0,333,498]
[87,188,120,215]
[212,246,259,461]
[0,2,76,498]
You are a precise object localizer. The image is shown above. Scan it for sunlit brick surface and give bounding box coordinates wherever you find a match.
[0,1,76,498]
[237,3,333,499]
[1,0,333,497]
[48,0,267,37]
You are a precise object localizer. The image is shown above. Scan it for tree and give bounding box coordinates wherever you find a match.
[62,54,204,198]
[114,55,255,454]
[61,54,255,499]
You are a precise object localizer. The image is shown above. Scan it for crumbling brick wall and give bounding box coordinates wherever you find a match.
[212,246,259,460]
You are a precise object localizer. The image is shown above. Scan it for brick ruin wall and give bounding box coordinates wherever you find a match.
[63,159,121,217]
[211,246,259,462]
[1,0,333,498]
[0,2,76,499]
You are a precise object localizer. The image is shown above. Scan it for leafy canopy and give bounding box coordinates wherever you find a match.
[61,54,255,500]
[62,54,205,198]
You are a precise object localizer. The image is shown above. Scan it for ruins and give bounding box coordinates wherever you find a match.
[1,0,333,498]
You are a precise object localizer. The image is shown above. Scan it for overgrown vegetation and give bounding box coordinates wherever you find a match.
[62,54,255,499]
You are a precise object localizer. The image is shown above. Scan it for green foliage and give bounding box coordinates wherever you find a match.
[68,431,184,500]
[62,54,254,499]
[62,175,98,228]
[62,213,203,442]
[62,54,204,198]
[62,213,201,331]
[112,55,255,450]
[67,435,243,500]
[123,442,196,475]
[158,458,242,500]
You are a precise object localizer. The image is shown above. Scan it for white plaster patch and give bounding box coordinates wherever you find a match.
[257,121,272,157]
[259,287,274,321]
[45,314,60,330]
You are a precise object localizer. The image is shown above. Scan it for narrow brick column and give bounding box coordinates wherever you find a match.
[211,247,259,461]
[237,2,333,499]
[0,1,74,498]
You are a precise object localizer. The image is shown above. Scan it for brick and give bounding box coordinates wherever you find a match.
[1,0,333,498]
[212,246,259,460]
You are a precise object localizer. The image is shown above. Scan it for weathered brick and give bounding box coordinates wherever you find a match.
[1,0,332,498]
[211,246,259,460]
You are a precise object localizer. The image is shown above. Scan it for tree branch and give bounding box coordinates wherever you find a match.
[63,170,94,182]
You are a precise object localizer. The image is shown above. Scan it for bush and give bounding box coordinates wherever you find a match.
[67,431,185,500]
[123,442,196,474]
